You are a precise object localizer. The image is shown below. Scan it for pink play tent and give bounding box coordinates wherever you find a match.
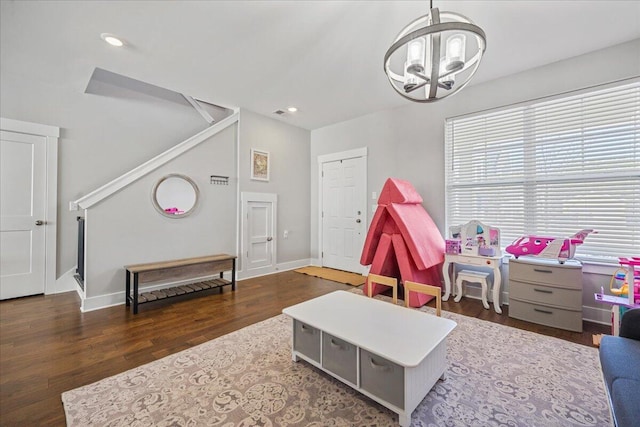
[360,178,445,307]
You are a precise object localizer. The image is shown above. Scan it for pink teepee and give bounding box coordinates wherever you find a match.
[360,178,445,307]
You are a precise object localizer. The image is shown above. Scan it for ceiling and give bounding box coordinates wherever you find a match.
[1,1,639,130]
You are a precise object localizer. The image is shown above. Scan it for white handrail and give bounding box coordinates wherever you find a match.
[69,111,239,211]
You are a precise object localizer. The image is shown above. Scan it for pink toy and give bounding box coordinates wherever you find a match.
[164,207,185,214]
[361,178,444,307]
[445,239,461,255]
[619,257,640,305]
[506,229,595,263]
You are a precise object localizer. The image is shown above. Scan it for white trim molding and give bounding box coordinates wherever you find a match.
[0,117,59,138]
[55,267,79,294]
[316,147,368,165]
[237,258,311,280]
[70,111,239,211]
[1,117,59,296]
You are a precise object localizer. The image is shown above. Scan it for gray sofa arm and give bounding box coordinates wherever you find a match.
[620,308,640,341]
[600,308,640,427]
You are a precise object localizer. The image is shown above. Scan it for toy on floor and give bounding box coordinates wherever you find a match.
[360,178,444,307]
[505,229,595,263]
[594,257,640,336]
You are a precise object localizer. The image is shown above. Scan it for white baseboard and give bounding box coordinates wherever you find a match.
[582,305,612,326]
[83,259,312,311]
[310,258,321,267]
[82,291,124,312]
[237,258,311,280]
[77,259,614,326]
[459,284,611,325]
[81,273,235,312]
[53,267,79,294]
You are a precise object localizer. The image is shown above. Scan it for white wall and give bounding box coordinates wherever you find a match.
[311,39,640,323]
[86,125,237,300]
[0,52,313,286]
[0,67,208,278]
[239,110,311,266]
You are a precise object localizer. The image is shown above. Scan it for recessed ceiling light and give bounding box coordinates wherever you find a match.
[287,107,298,113]
[100,33,124,47]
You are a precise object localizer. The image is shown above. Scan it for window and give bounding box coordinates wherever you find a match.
[445,80,639,262]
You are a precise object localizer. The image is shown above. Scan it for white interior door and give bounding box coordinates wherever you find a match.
[242,192,277,273]
[322,156,366,273]
[1,130,47,299]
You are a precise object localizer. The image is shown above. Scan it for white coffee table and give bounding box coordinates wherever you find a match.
[283,291,457,426]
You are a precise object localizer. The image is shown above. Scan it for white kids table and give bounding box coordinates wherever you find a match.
[283,291,456,426]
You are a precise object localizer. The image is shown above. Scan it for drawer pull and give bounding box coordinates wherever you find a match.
[533,268,553,273]
[533,288,553,294]
[369,357,390,372]
[329,338,343,349]
[300,324,312,333]
[534,308,553,314]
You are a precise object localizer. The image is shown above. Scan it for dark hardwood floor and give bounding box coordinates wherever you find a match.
[0,271,608,426]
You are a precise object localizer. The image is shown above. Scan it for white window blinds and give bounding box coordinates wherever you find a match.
[445,80,640,262]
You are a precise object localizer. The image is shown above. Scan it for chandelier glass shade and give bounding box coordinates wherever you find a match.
[384,6,486,103]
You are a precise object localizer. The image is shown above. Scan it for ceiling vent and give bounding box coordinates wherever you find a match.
[273,110,286,115]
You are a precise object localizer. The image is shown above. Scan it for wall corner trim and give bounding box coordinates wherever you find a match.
[317,146,367,164]
[69,111,239,211]
[0,117,59,137]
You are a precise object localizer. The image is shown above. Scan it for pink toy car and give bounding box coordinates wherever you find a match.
[506,229,595,263]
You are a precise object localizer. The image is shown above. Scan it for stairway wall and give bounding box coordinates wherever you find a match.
[85,125,237,300]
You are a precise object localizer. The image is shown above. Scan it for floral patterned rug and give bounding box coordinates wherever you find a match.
[62,290,611,426]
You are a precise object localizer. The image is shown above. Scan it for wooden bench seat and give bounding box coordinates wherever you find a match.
[125,254,236,314]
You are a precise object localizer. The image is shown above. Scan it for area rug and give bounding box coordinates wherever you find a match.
[294,266,365,286]
[62,290,611,426]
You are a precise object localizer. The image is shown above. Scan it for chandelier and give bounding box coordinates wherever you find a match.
[383,1,486,103]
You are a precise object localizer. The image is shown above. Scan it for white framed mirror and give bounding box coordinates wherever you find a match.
[152,174,199,218]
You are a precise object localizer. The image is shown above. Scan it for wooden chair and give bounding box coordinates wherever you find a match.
[367,274,398,304]
[404,280,442,316]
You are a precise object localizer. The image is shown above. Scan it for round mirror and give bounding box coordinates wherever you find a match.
[152,174,199,218]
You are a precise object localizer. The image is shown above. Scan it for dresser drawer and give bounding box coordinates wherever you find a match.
[322,333,357,385]
[509,299,582,332]
[509,260,582,289]
[509,280,582,310]
[293,320,320,362]
[360,349,404,409]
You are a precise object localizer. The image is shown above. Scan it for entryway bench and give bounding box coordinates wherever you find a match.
[125,254,236,314]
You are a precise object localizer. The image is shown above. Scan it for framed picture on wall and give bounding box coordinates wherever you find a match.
[250,148,270,181]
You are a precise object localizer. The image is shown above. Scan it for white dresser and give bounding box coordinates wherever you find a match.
[508,258,583,332]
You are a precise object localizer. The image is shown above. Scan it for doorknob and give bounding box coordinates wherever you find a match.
[267,237,273,241]
[356,219,361,223]
[35,220,45,226]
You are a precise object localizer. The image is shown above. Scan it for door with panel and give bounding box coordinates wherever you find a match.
[242,192,277,273]
[321,156,366,273]
[0,131,47,299]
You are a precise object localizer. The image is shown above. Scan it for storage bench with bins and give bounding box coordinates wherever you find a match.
[284,291,456,427]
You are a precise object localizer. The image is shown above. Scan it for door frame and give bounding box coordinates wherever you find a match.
[0,117,59,295]
[317,147,367,274]
[240,192,277,277]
